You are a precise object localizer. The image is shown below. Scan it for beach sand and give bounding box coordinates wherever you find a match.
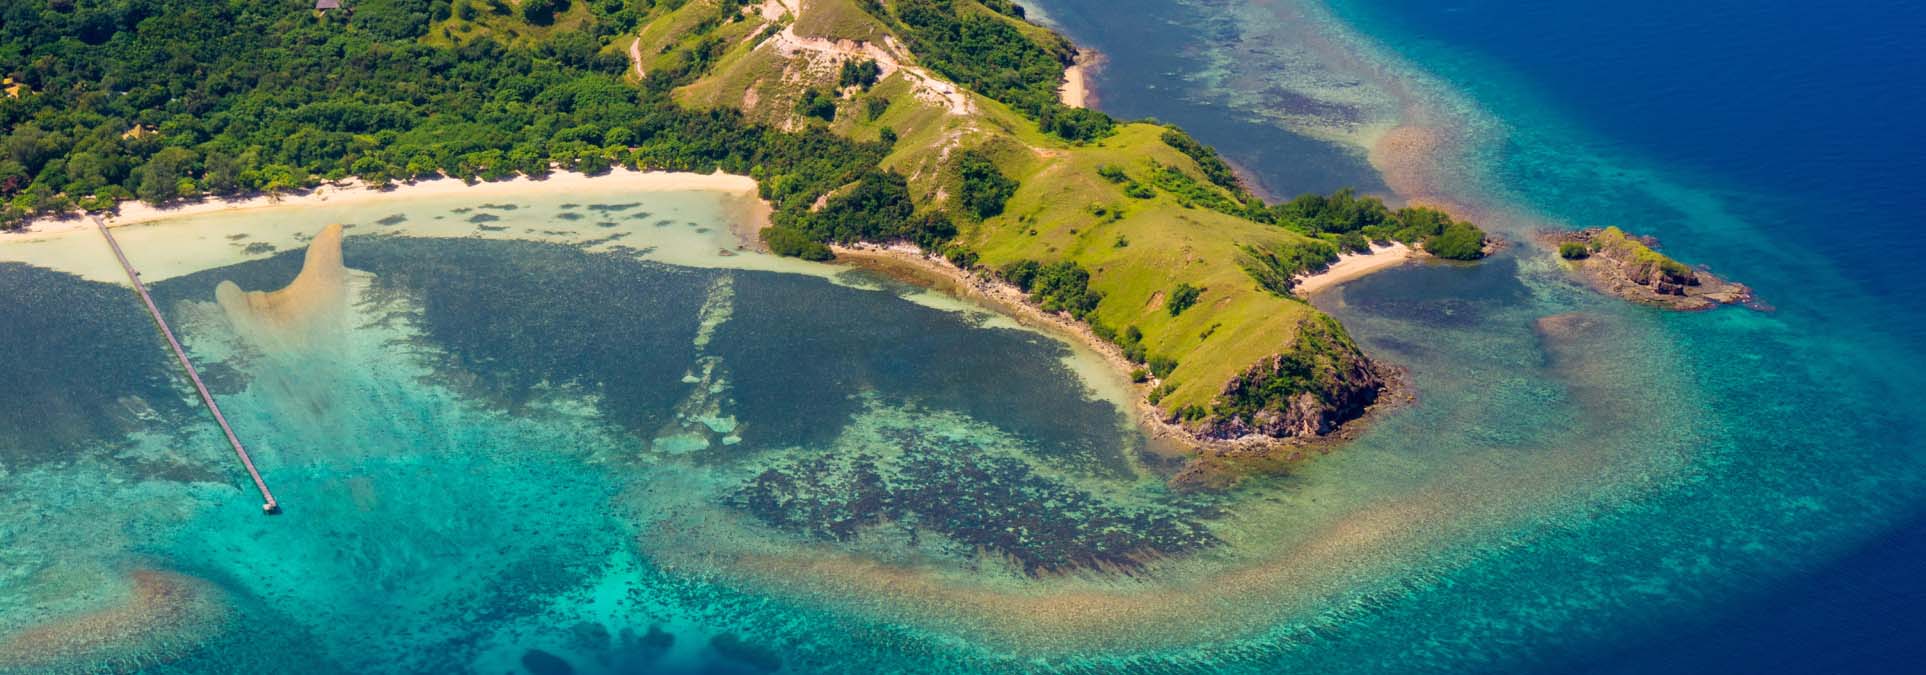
[1294,241,1415,296]
[1059,49,1100,108]
[4,169,757,238]
[1060,64,1089,108]
[0,169,768,283]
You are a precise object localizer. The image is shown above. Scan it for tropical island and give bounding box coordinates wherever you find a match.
[0,0,1489,462]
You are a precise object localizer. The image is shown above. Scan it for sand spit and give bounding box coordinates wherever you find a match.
[214,224,352,348]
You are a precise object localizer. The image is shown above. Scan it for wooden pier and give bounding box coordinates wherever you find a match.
[92,215,281,514]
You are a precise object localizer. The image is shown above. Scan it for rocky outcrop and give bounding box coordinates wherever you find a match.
[1183,314,1383,440]
[1548,227,1761,311]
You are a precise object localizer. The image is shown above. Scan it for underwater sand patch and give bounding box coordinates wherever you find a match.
[214,223,351,349]
[0,570,232,673]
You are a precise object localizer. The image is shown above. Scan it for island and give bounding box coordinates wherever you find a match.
[1549,227,1757,311]
[0,0,1488,472]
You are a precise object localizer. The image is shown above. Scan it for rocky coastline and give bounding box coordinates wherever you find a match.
[1546,227,1761,311]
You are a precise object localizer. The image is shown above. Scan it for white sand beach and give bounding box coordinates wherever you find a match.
[1294,241,1414,296]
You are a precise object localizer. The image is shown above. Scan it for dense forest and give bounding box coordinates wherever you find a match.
[0,0,891,229]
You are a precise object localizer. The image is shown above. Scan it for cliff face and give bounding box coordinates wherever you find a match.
[1185,315,1384,440]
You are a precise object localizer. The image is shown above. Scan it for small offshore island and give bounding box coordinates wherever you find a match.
[1549,226,1759,311]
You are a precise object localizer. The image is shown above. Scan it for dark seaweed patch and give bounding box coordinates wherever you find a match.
[342,238,710,438]
[376,213,409,226]
[556,212,585,221]
[468,213,501,223]
[587,202,643,212]
[731,427,1220,576]
[653,219,675,228]
[242,242,276,255]
[478,224,510,232]
[627,211,654,221]
[478,202,521,211]
[0,264,198,469]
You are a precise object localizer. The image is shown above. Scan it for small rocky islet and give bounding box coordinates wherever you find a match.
[1548,226,1761,311]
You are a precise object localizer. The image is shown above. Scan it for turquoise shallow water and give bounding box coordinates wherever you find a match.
[4,0,1925,672]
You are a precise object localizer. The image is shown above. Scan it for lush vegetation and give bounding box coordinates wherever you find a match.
[0,0,893,229]
[1237,239,1340,297]
[1159,128,1243,194]
[883,0,1113,141]
[1558,241,1591,260]
[1271,190,1487,259]
[839,59,882,90]
[772,169,955,249]
[952,149,1016,219]
[997,259,1102,320]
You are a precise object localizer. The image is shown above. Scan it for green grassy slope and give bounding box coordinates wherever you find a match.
[634,0,1380,432]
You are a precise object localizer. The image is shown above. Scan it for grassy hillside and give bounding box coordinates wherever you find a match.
[640,0,1386,432]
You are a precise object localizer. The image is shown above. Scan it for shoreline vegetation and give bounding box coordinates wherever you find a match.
[0,0,1487,475]
[1546,227,1760,311]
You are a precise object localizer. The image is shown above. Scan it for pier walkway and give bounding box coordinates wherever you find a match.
[93,215,281,514]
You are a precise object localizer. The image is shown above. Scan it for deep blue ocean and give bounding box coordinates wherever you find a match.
[1036,0,1926,671]
[1322,2,1926,672]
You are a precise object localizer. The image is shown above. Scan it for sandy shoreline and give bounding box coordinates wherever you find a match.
[1294,241,1415,296]
[1059,49,1100,108]
[2,168,759,241]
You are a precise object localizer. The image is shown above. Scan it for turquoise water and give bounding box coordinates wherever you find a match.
[5,1,1926,672]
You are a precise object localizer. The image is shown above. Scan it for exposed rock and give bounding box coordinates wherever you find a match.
[1545,227,1763,311]
[1183,314,1383,440]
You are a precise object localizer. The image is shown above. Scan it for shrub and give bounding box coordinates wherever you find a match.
[1424,222,1487,260]
[944,245,979,269]
[1167,282,1203,316]
[796,88,837,122]
[865,96,891,121]
[954,150,1016,219]
[1149,355,1178,379]
[763,226,832,260]
[1130,368,1149,383]
[1558,241,1591,259]
[839,59,882,90]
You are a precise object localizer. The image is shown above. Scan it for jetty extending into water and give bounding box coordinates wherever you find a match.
[92,215,281,515]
